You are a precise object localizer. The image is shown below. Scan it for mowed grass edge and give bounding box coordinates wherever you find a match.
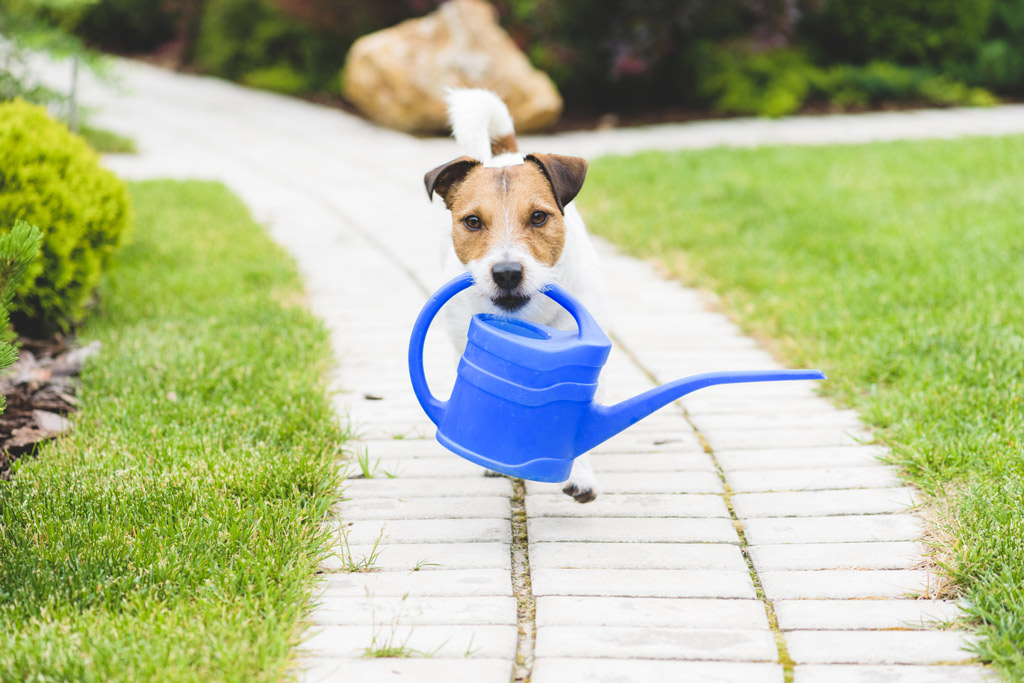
[0,180,346,681]
[581,135,1024,680]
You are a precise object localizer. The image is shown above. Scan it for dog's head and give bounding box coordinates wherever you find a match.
[425,153,588,314]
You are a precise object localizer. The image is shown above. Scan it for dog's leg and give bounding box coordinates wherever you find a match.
[562,452,599,504]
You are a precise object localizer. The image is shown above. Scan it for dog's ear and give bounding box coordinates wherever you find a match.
[525,153,589,213]
[424,156,480,206]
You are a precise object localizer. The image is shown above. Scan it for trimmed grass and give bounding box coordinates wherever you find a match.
[581,135,1024,680]
[0,180,345,681]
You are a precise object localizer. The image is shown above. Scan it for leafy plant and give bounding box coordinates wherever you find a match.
[698,45,997,118]
[801,0,994,66]
[0,99,134,333]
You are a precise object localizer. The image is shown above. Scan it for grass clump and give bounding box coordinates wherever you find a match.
[0,180,346,681]
[581,135,1024,679]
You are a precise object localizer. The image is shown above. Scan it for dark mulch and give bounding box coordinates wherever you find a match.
[0,337,96,480]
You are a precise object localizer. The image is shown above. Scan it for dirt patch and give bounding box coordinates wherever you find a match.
[0,337,97,480]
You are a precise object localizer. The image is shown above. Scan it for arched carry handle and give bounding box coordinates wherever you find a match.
[541,282,607,343]
[408,272,474,426]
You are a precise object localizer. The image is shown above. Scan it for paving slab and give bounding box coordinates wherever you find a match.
[302,658,514,683]
[322,542,510,572]
[534,626,779,661]
[792,664,996,683]
[727,467,900,492]
[536,597,769,629]
[589,451,716,472]
[787,631,979,665]
[733,488,918,518]
[321,568,512,597]
[341,477,513,498]
[774,600,965,631]
[302,624,517,659]
[528,517,740,544]
[759,570,930,599]
[743,515,922,545]
[716,446,889,471]
[340,495,510,520]
[749,541,925,571]
[336,518,511,545]
[526,493,729,518]
[529,542,746,570]
[532,659,784,683]
[531,568,756,598]
[311,596,517,625]
[703,428,872,451]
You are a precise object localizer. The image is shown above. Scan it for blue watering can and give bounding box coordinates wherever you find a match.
[409,272,825,483]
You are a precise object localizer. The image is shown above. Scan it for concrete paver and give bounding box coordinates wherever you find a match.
[774,600,964,630]
[793,665,996,683]
[786,631,979,665]
[535,597,769,629]
[60,56,997,681]
[534,626,779,661]
[532,660,785,683]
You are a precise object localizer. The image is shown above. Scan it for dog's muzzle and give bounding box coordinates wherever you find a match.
[491,262,530,312]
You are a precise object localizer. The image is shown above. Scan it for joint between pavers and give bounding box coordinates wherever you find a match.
[510,477,537,683]
[608,332,796,683]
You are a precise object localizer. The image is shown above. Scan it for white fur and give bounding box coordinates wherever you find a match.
[437,89,608,503]
[445,88,522,165]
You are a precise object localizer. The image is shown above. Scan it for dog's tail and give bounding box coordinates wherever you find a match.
[446,88,520,164]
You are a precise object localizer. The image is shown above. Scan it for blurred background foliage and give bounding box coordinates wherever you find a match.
[3,0,1024,117]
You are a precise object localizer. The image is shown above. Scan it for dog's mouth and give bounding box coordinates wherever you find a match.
[493,292,531,313]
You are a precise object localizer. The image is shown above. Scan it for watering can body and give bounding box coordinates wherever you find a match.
[409,273,825,482]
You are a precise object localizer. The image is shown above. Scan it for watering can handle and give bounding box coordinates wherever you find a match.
[408,272,474,426]
[542,282,606,342]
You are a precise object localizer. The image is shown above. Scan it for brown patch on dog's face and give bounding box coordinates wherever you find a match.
[445,163,568,267]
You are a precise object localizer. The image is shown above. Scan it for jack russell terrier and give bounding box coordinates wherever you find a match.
[425,88,607,503]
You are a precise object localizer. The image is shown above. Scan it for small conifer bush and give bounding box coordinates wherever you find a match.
[0,221,43,413]
[0,99,133,333]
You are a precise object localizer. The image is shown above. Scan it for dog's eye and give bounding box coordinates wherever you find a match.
[462,215,482,231]
[530,211,549,227]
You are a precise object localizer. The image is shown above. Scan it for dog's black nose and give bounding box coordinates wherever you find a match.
[491,262,523,291]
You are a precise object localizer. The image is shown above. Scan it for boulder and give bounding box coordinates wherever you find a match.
[342,0,562,133]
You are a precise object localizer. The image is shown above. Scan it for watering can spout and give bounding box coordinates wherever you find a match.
[575,369,826,455]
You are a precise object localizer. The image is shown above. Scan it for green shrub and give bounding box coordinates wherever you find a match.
[194,0,340,92]
[0,99,133,333]
[73,0,179,53]
[802,0,994,66]
[698,46,997,117]
[698,46,816,118]
[956,0,1024,93]
[241,63,310,95]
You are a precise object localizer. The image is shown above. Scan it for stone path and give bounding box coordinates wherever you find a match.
[54,58,1013,682]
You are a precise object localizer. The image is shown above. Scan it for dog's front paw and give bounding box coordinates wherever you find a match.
[562,479,599,504]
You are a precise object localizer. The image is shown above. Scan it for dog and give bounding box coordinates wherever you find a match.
[424,89,607,504]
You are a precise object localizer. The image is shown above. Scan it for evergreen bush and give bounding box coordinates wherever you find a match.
[73,0,179,53]
[0,221,43,414]
[802,0,994,66]
[194,0,340,92]
[0,99,133,333]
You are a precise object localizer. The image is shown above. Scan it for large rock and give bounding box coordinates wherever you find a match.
[342,0,562,133]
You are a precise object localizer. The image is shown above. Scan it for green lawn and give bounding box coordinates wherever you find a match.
[581,135,1024,680]
[0,181,345,681]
